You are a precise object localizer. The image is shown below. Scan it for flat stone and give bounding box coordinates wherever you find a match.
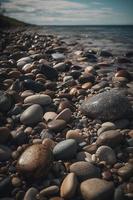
[60,173,78,199]
[17,144,53,178]
[17,57,32,63]
[43,112,57,122]
[117,163,133,179]
[55,108,72,122]
[80,89,132,121]
[52,53,65,60]
[95,146,116,165]
[20,104,43,125]
[0,127,11,144]
[0,145,12,162]
[53,139,77,160]
[96,130,123,147]
[24,94,52,105]
[39,64,58,80]
[70,161,100,181]
[80,178,114,200]
[48,119,67,132]
[24,187,38,200]
[53,62,66,71]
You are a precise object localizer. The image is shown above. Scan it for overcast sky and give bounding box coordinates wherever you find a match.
[1,0,133,25]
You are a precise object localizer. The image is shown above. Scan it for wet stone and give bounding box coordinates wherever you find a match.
[80,89,132,121]
[53,139,77,160]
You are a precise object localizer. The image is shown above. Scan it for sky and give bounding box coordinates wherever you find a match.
[1,0,133,25]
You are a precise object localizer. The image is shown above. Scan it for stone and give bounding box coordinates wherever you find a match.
[20,104,43,125]
[43,112,57,122]
[0,91,12,112]
[39,185,59,197]
[53,62,66,71]
[39,64,58,80]
[55,108,72,122]
[96,130,123,147]
[17,144,53,178]
[24,94,52,106]
[114,119,129,129]
[17,56,32,64]
[66,129,84,143]
[23,187,38,200]
[100,50,113,57]
[0,127,11,144]
[0,145,12,162]
[60,173,78,199]
[52,53,65,60]
[48,119,67,132]
[70,161,100,181]
[117,163,133,179]
[80,178,114,200]
[80,89,131,121]
[53,139,77,160]
[76,152,92,162]
[23,79,45,92]
[95,146,116,165]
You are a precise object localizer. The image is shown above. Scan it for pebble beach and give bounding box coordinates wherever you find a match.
[0,20,133,200]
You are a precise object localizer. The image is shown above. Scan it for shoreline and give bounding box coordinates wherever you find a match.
[0,18,133,200]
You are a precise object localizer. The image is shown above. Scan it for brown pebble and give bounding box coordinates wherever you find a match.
[48,119,66,132]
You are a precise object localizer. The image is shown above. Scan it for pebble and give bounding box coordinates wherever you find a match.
[80,89,131,121]
[0,127,11,144]
[53,62,66,71]
[39,185,59,197]
[0,145,12,162]
[24,94,52,105]
[23,187,38,200]
[70,161,100,181]
[17,144,53,178]
[66,129,84,143]
[80,178,114,200]
[52,53,65,60]
[48,119,67,132]
[114,119,129,129]
[117,163,133,179]
[20,104,43,125]
[53,139,77,160]
[55,108,72,122]
[0,91,12,112]
[96,130,123,147]
[60,173,78,199]
[76,152,92,162]
[39,64,58,80]
[43,112,57,122]
[95,145,116,165]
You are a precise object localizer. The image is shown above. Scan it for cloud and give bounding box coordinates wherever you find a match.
[2,0,123,25]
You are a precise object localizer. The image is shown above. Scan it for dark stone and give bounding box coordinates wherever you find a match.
[80,89,132,121]
[39,64,58,80]
[0,91,12,112]
[0,177,12,197]
[23,79,45,92]
[100,50,113,57]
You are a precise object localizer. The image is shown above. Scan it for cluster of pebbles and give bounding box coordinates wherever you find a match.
[0,28,133,200]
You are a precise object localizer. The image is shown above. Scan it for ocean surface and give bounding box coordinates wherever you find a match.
[35,25,133,55]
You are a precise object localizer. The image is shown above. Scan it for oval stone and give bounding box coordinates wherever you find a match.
[48,119,66,132]
[24,187,38,200]
[53,139,77,160]
[17,144,53,178]
[55,108,72,122]
[60,173,78,199]
[20,104,43,125]
[95,146,116,165]
[80,178,114,200]
[24,94,52,106]
[70,161,100,181]
[80,89,131,121]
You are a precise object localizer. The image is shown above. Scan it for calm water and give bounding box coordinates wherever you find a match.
[36,25,133,54]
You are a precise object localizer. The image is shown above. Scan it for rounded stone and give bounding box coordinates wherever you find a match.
[20,104,43,125]
[80,89,131,121]
[117,163,133,179]
[96,130,123,147]
[48,119,67,132]
[43,112,57,122]
[60,173,78,199]
[66,129,84,143]
[70,161,100,181]
[24,94,52,106]
[23,187,38,200]
[0,127,11,144]
[80,178,114,200]
[76,152,92,162]
[0,145,12,162]
[95,146,116,165]
[0,91,12,112]
[39,185,59,197]
[53,139,77,160]
[55,108,72,122]
[17,144,53,178]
